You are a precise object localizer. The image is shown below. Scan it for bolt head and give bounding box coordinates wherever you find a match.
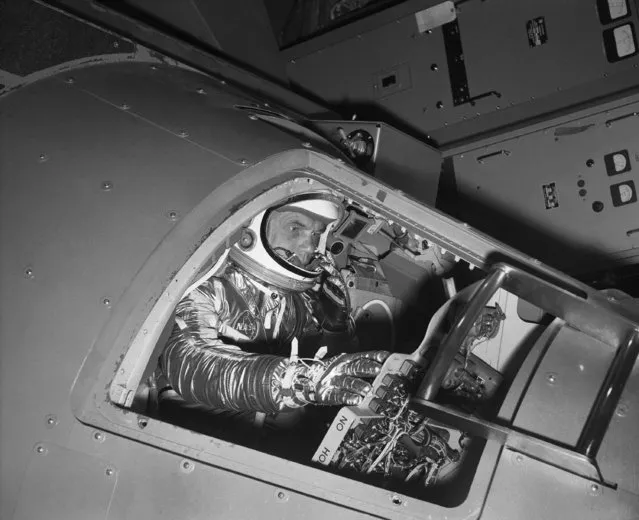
[239,158,248,165]
[546,372,557,384]
[106,468,114,476]
[167,211,179,221]
[24,268,35,279]
[35,445,46,454]
[431,64,439,71]
[102,298,111,307]
[94,431,105,441]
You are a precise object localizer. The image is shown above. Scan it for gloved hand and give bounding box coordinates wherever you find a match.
[280,351,390,408]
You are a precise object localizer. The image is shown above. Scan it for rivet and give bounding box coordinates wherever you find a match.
[178,130,189,138]
[137,417,148,429]
[45,414,57,427]
[35,444,47,455]
[515,454,524,464]
[586,159,595,168]
[578,363,585,372]
[101,181,113,191]
[167,210,179,221]
[239,158,248,165]
[546,372,557,385]
[436,101,444,109]
[65,77,75,84]
[390,494,403,506]
[615,403,628,417]
[220,79,227,85]
[93,431,105,442]
[588,482,601,496]
[431,64,439,71]
[24,267,35,279]
[468,264,475,271]
[150,65,158,71]
[120,103,130,110]
[249,115,258,121]
[102,297,111,308]
[275,489,289,502]
[105,468,114,476]
[143,329,148,335]
[113,41,120,48]
[302,142,312,148]
[290,59,296,64]
[263,103,270,108]
[196,88,206,95]
[38,153,49,163]
[180,459,195,473]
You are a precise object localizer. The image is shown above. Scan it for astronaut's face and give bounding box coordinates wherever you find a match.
[266,210,327,268]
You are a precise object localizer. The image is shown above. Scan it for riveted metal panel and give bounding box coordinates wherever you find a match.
[512,326,615,446]
[451,92,639,274]
[12,443,117,520]
[1,62,293,519]
[482,450,639,520]
[61,62,301,166]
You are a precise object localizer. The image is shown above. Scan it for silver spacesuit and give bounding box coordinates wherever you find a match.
[157,193,389,423]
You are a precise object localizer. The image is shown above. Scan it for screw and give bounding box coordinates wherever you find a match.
[150,65,158,71]
[178,130,189,138]
[38,153,49,163]
[615,403,628,417]
[546,372,557,384]
[120,103,130,110]
[138,417,148,429]
[431,64,439,71]
[45,414,57,427]
[167,210,179,221]
[586,159,595,167]
[239,158,248,165]
[220,80,227,85]
[196,88,206,95]
[93,431,105,442]
[101,181,113,191]
[579,188,587,197]
[106,468,114,476]
[24,267,35,279]
[588,482,601,496]
[113,41,120,48]
[290,59,296,64]
[577,179,585,188]
[65,77,75,84]
[180,459,194,473]
[515,454,524,464]
[436,101,444,109]
[390,494,403,506]
[102,297,111,308]
[35,444,47,454]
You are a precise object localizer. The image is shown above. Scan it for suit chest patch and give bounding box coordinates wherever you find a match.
[234,310,259,340]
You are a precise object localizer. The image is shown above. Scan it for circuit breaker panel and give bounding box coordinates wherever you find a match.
[448,91,639,275]
[284,0,639,146]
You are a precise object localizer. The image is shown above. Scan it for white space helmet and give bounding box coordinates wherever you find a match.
[229,193,344,291]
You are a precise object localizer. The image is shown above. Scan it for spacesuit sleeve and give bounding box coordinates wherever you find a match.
[158,280,285,413]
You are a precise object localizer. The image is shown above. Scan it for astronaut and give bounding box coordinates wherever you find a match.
[156,193,389,426]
